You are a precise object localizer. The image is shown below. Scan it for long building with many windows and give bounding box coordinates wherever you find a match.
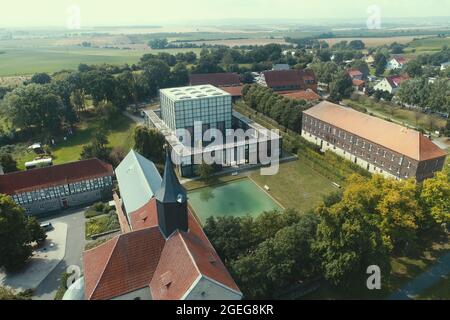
[0,159,114,215]
[301,101,447,181]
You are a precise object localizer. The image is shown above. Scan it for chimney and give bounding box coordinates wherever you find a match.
[155,148,188,238]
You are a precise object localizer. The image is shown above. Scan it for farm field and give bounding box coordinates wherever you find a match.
[406,36,450,52]
[322,35,431,47]
[0,38,202,76]
[187,37,288,47]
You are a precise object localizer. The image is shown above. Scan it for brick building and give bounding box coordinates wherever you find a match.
[301,101,447,181]
[257,69,317,92]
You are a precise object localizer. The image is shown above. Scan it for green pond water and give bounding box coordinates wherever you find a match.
[188,179,282,223]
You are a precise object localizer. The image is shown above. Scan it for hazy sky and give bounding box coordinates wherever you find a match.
[1,0,449,28]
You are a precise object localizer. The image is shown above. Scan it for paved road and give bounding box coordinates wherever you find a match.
[33,208,87,300]
[388,251,450,300]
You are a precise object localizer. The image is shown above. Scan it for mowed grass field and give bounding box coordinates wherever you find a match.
[249,160,336,212]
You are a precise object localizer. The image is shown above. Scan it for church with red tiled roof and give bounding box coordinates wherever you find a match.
[64,150,242,300]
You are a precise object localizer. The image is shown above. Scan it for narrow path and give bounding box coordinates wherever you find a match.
[388,251,450,300]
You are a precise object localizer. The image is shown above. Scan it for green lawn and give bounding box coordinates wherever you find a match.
[12,112,136,169]
[344,97,446,133]
[250,160,337,212]
[51,113,136,165]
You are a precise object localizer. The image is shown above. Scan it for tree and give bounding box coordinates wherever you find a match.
[80,70,118,106]
[4,84,64,136]
[140,59,171,98]
[132,126,165,164]
[196,162,215,182]
[231,213,319,299]
[241,72,254,84]
[329,71,353,102]
[426,78,450,114]
[170,62,189,87]
[313,178,391,287]
[351,60,370,79]
[80,130,112,162]
[0,153,18,173]
[148,38,168,49]
[30,73,51,84]
[0,194,47,272]
[310,61,338,84]
[421,170,450,229]
[374,54,387,76]
[404,60,423,77]
[348,40,365,50]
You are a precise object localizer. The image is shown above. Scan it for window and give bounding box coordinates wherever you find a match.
[383,151,387,158]
[362,142,366,149]
[391,155,395,162]
[407,161,411,169]
[369,144,372,151]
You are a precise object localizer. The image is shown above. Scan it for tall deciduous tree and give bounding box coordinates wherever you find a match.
[80,130,112,163]
[4,84,64,136]
[132,126,165,164]
[0,153,18,173]
[0,195,47,271]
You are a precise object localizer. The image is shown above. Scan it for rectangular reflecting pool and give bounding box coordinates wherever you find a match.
[188,178,282,223]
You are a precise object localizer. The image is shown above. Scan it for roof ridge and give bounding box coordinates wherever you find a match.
[88,235,120,300]
[131,150,155,198]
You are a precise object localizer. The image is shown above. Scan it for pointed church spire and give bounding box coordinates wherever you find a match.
[155,147,188,238]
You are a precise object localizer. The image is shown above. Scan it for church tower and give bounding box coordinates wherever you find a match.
[155,148,188,238]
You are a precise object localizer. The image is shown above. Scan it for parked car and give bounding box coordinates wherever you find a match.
[40,222,53,232]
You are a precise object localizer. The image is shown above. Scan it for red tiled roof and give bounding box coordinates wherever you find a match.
[386,75,409,88]
[352,79,365,87]
[129,198,159,230]
[303,101,447,161]
[84,199,241,300]
[219,85,243,97]
[84,227,166,300]
[189,73,241,87]
[347,68,363,78]
[150,230,240,300]
[393,56,408,64]
[280,90,321,101]
[262,69,316,88]
[0,159,113,195]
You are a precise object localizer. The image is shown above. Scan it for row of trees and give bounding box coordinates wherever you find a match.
[242,85,313,132]
[397,77,450,113]
[204,169,450,298]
